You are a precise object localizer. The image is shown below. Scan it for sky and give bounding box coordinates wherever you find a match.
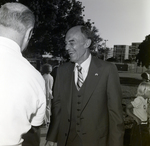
[79,0,150,48]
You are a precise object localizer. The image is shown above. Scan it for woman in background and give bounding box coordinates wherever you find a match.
[42,64,54,127]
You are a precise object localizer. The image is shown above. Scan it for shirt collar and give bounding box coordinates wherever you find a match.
[0,36,21,53]
[75,54,91,73]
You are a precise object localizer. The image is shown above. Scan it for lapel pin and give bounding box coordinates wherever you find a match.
[95,73,98,76]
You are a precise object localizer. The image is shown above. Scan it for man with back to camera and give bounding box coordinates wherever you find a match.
[45,25,124,146]
[0,2,46,146]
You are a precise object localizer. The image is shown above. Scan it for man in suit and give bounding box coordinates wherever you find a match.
[46,25,124,146]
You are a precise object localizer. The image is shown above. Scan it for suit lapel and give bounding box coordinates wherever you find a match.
[81,57,103,114]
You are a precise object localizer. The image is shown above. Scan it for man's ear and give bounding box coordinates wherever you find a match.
[21,27,33,52]
[84,39,92,48]
[25,27,33,42]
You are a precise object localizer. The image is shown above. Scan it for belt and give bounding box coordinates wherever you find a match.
[141,121,148,124]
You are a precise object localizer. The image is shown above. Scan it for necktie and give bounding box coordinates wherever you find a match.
[76,65,84,90]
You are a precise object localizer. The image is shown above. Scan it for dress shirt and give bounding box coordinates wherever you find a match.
[0,37,46,146]
[74,54,91,85]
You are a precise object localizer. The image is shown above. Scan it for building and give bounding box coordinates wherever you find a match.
[113,45,130,62]
[106,48,114,59]
[129,42,140,61]
[113,42,140,63]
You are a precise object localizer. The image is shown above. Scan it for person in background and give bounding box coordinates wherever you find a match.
[45,25,124,146]
[126,82,150,146]
[42,63,54,127]
[0,2,46,146]
[141,70,150,82]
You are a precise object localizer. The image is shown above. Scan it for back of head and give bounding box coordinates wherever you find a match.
[141,71,150,82]
[42,64,52,74]
[0,2,35,34]
[136,82,150,98]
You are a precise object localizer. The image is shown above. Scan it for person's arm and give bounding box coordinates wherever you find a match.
[46,67,61,143]
[126,103,141,125]
[49,75,54,99]
[107,64,124,146]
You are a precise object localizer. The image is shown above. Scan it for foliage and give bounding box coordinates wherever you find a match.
[0,0,102,59]
[97,46,110,60]
[136,34,150,68]
[20,0,102,59]
[106,57,117,62]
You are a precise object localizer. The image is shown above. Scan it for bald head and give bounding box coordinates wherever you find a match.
[0,2,35,33]
[67,25,93,40]
[0,2,35,51]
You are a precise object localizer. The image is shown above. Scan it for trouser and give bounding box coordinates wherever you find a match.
[130,122,150,146]
[22,127,40,146]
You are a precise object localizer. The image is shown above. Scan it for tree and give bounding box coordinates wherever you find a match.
[0,0,102,59]
[20,0,102,59]
[136,34,150,68]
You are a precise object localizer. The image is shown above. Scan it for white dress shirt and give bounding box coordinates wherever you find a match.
[74,54,91,86]
[0,37,46,146]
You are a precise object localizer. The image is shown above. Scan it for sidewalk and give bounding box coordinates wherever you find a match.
[40,126,48,146]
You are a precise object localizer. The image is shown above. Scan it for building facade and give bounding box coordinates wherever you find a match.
[113,45,130,62]
[113,42,140,63]
[129,42,140,61]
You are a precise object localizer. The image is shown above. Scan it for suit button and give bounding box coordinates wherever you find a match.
[77,123,79,125]
[78,102,81,104]
[78,95,81,97]
[77,109,80,111]
[68,119,70,122]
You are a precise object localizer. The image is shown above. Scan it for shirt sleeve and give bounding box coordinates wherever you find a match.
[31,100,46,126]
[31,76,46,126]
[131,97,142,108]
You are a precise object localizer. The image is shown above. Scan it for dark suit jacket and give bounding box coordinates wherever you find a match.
[46,56,124,146]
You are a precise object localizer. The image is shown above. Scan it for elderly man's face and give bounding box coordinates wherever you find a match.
[65,27,89,64]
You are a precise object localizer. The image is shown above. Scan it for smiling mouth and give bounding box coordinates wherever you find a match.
[69,52,74,56]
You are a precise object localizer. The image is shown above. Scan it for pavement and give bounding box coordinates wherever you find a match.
[40,126,48,146]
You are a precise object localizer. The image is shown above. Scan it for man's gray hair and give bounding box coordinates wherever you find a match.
[0,2,35,33]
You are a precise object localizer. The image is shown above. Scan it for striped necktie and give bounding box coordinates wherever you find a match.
[76,65,84,90]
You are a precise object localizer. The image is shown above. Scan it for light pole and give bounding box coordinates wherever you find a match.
[104,40,108,49]
[104,40,108,60]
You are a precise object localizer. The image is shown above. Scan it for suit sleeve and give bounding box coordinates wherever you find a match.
[46,68,61,142]
[107,64,124,146]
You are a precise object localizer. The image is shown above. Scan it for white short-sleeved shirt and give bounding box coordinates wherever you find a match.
[0,37,46,146]
[43,73,53,99]
[131,96,147,121]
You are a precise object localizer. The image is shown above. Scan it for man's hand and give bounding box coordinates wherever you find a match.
[44,141,56,146]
